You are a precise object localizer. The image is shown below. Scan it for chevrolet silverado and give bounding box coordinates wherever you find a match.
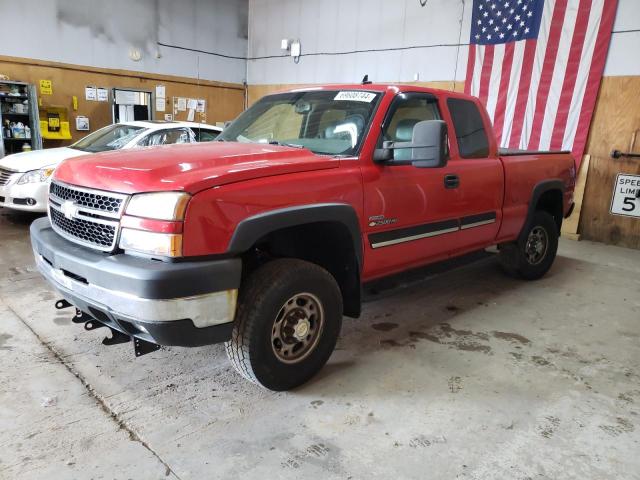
[30,84,576,390]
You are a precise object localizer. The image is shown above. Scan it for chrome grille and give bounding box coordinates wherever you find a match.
[50,208,117,249]
[48,181,128,252]
[50,181,125,216]
[0,168,17,186]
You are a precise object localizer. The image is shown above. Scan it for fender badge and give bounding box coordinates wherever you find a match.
[368,215,398,227]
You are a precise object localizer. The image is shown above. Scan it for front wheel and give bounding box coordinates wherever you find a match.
[498,211,559,280]
[225,259,343,391]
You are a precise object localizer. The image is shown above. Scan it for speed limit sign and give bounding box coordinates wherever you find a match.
[610,173,640,218]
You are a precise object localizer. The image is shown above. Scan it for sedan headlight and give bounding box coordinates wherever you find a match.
[119,228,183,257]
[17,167,55,184]
[125,192,191,221]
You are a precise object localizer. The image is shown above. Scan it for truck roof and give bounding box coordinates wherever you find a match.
[280,83,467,98]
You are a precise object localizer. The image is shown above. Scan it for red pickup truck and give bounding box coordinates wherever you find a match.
[31,84,575,390]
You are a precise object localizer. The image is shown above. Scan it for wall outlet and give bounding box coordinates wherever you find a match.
[290,40,301,58]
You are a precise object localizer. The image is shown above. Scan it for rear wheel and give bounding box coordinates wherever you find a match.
[225,259,342,391]
[498,210,559,280]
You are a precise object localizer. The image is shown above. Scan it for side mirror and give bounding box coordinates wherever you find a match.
[409,120,448,168]
[373,120,448,168]
[373,140,394,162]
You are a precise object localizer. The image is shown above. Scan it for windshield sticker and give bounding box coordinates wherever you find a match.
[334,91,377,103]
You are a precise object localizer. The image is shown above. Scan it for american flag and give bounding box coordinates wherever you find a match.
[464,0,618,162]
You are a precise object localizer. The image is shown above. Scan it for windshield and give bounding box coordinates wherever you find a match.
[70,124,145,152]
[218,90,382,156]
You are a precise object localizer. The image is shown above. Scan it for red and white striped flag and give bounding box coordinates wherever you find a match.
[464,0,617,163]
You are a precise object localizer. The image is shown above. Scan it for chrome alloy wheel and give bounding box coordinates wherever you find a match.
[525,226,549,265]
[271,292,324,364]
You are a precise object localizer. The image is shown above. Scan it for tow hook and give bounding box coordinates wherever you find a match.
[54,299,162,357]
[55,299,73,310]
[134,338,161,357]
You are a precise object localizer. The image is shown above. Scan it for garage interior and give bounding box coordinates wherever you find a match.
[1,1,639,479]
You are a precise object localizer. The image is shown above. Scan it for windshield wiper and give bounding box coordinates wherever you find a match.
[268,140,305,149]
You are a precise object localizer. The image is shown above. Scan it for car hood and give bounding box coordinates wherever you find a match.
[0,147,87,172]
[53,142,340,194]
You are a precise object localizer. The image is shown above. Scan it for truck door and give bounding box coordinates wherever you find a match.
[362,92,459,279]
[444,97,503,252]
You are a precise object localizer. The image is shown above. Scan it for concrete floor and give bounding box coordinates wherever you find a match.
[0,209,638,480]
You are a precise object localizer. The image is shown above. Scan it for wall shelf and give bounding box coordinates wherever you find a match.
[0,80,42,157]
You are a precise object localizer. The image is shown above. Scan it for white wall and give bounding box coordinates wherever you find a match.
[604,0,640,76]
[248,0,640,85]
[248,0,471,85]
[0,0,248,84]
[1,0,636,85]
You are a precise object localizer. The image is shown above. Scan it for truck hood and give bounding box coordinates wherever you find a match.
[0,147,87,172]
[53,142,340,194]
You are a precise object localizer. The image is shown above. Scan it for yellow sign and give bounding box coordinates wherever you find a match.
[40,79,53,95]
[72,96,78,111]
[48,117,60,128]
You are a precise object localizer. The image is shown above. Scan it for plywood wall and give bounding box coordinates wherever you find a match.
[580,76,640,249]
[0,56,246,147]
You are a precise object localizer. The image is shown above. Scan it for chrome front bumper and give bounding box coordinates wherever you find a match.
[34,253,237,328]
[30,217,242,346]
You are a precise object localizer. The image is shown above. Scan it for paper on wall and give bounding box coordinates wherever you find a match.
[187,98,198,110]
[196,99,206,113]
[156,85,166,99]
[177,97,187,111]
[75,116,90,131]
[39,80,53,95]
[187,108,195,122]
[96,88,109,102]
[85,86,97,101]
[155,97,166,112]
[164,114,173,121]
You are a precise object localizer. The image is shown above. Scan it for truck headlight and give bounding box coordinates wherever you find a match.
[125,192,191,221]
[17,167,55,184]
[119,228,183,257]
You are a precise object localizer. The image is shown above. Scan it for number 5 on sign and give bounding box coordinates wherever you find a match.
[610,173,640,218]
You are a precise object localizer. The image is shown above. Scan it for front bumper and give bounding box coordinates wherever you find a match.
[30,217,242,347]
[0,178,49,212]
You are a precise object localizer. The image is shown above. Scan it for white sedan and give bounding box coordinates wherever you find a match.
[0,120,222,213]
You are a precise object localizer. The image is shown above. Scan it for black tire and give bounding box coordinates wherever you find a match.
[225,259,343,391]
[498,210,559,280]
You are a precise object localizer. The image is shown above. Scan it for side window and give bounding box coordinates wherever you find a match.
[380,93,442,160]
[447,98,489,158]
[195,129,220,142]
[140,128,194,147]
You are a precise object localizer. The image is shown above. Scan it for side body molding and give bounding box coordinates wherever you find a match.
[227,203,364,269]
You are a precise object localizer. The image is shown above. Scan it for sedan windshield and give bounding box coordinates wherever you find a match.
[70,124,145,153]
[218,90,382,156]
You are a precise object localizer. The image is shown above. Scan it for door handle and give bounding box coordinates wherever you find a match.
[444,174,460,189]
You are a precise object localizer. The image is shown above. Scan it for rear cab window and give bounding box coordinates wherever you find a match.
[447,98,490,158]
